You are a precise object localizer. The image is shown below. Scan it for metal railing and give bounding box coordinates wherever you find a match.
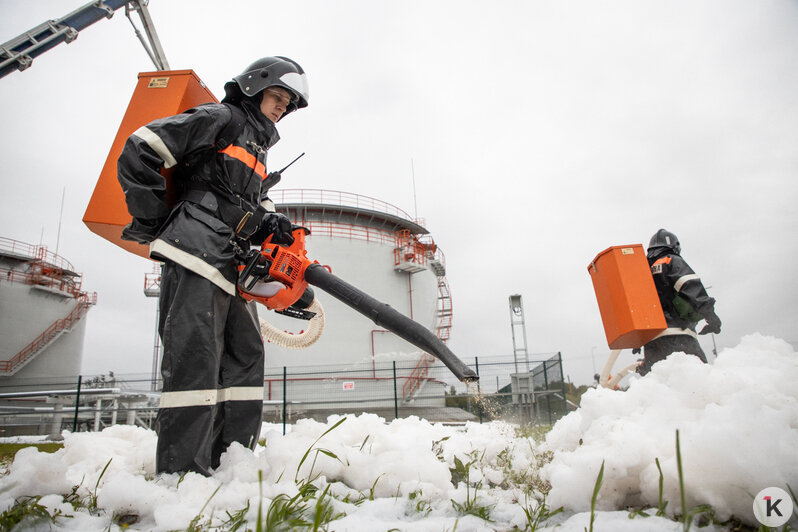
[271,189,415,222]
[0,236,94,303]
[0,237,76,273]
[294,220,398,246]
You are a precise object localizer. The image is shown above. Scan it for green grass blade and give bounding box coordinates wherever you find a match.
[588,460,605,532]
[655,457,668,517]
[256,470,263,532]
[676,430,689,532]
[296,417,347,483]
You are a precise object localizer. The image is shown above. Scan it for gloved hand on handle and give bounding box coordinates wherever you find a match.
[250,212,295,247]
[699,311,722,335]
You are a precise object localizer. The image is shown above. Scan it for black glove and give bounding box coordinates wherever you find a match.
[121,218,162,244]
[699,312,722,335]
[632,347,641,355]
[251,212,294,247]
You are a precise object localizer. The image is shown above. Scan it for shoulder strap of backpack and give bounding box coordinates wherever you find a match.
[215,103,248,150]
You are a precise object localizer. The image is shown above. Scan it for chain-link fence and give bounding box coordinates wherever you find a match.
[0,353,571,437]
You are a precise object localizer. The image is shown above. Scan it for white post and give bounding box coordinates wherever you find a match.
[110,399,118,426]
[93,398,102,431]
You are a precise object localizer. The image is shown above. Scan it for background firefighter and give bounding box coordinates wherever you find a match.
[116,56,309,475]
[636,229,722,376]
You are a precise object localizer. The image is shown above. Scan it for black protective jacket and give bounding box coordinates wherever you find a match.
[117,100,279,295]
[647,248,716,333]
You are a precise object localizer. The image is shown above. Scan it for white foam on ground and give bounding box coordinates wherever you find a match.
[0,334,795,530]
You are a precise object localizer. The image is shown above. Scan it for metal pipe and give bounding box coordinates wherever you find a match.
[0,388,120,399]
[129,0,169,70]
[304,263,478,383]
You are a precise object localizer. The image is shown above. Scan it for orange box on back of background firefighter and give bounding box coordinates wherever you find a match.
[588,244,666,349]
[83,70,218,259]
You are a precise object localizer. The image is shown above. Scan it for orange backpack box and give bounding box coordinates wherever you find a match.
[588,244,667,349]
[83,70,217,259]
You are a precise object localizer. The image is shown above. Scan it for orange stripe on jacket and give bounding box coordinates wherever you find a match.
[652,257,672,266]
[219,145,266,179]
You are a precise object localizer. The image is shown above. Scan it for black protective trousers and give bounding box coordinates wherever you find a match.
[156,261,265,475]
[638,334,707,376]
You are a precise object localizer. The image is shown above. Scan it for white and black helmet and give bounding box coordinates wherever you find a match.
[224,56,309,118]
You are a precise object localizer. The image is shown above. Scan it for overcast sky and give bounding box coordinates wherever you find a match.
[1,0,796,385]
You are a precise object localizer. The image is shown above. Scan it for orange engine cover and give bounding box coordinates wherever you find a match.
[83,70,217,259]
[588,244,667,349]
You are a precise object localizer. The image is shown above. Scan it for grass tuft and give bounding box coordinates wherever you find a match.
[521,494,563,531]
[0,496,67,529]
[449,450,494,521]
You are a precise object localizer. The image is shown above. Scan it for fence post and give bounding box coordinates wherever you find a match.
[475,357,482,424]
[392,361,399,420]
[72,375,82,432]
[543,360,552,425]
[558,351,568,415]
[282,366,287,435]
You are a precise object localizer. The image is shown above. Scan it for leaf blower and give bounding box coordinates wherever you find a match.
[237,227,479,384]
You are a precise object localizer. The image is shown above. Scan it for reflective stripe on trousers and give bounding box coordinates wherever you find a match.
[159,386,265,408]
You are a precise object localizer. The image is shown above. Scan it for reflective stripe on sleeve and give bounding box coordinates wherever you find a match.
[133,126,178,169]
[674,274,700,292]
[653,327,698,340]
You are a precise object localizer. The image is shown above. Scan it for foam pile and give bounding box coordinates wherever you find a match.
[542,333,798,525]
[1,334,795,530]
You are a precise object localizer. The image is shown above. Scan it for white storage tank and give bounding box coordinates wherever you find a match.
[260,190,455,410]
[0,237,96,384]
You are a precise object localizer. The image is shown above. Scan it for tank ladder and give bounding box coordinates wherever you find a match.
[0,292,96,376]
[402,247,453,402]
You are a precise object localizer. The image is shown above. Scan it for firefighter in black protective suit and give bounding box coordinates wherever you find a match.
[636,229,722,375]
[116,57,309,475]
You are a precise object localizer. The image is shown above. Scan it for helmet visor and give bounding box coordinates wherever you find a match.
[279,72,309,107]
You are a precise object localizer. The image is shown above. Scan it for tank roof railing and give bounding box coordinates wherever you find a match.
[271,189,417,224]
[0,236,76,274]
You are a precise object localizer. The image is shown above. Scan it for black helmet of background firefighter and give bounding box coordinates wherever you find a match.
[648,228,681,255]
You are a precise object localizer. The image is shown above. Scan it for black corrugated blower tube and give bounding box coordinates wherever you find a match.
[304,263,479,383]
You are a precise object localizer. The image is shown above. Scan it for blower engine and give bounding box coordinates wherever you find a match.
[237,227,478,384]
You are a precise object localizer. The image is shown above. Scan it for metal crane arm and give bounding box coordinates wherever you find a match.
[0,0,169,79]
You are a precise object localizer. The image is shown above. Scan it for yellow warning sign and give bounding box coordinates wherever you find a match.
[148,77,170,88]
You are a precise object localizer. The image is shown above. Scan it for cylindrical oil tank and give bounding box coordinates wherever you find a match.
[262,190,448,367]
[259,190,454,411]
[0,237,96,384]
